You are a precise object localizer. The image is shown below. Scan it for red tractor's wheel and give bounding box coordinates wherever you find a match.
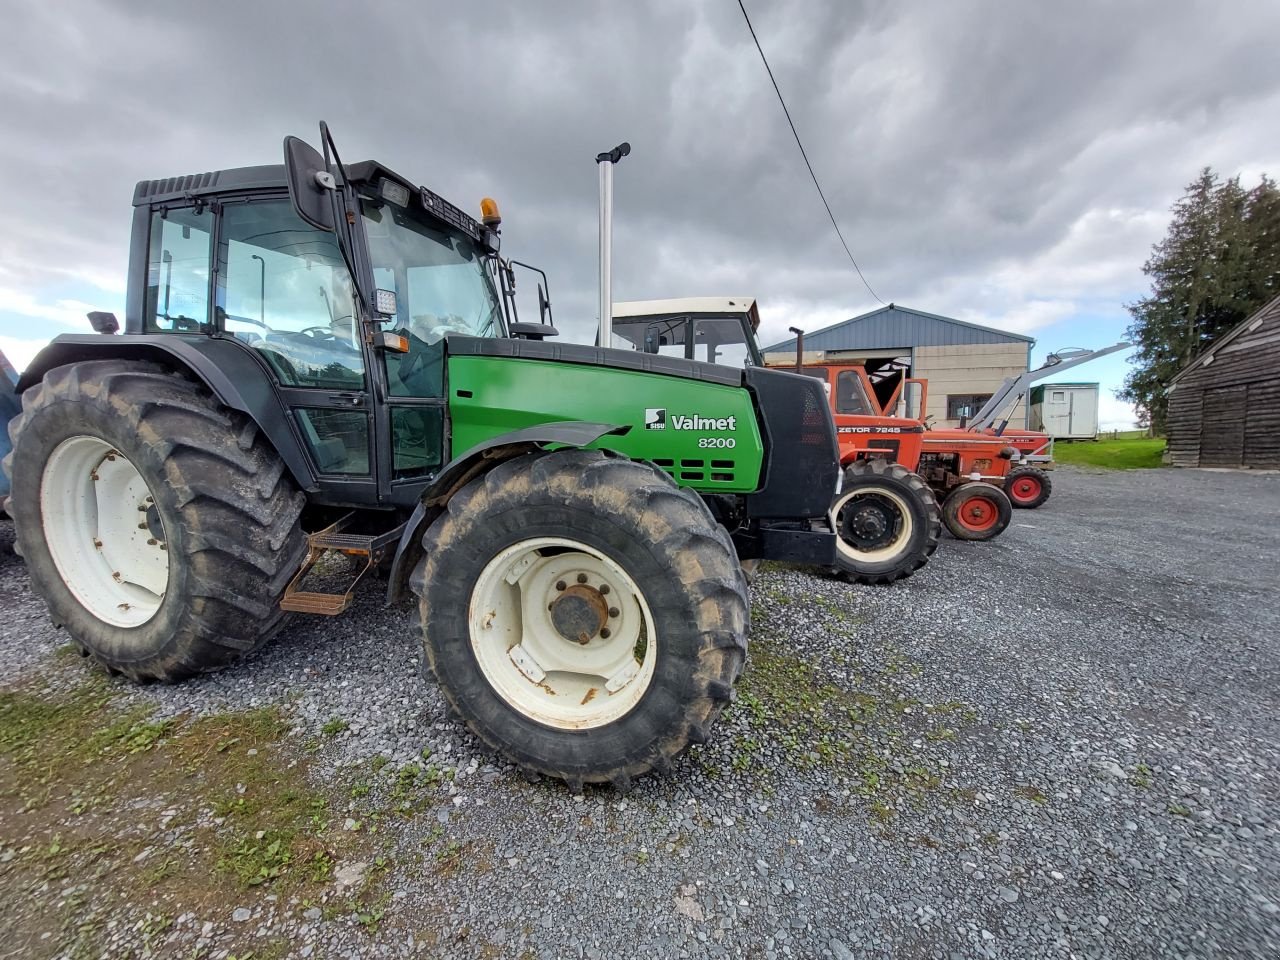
[941,482,1012,541]
[1005,466,1052,509]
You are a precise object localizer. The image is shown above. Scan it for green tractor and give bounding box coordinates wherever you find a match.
[2,125,839,790]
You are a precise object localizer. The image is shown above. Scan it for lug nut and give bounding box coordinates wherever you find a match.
[599,584,610,595]
[555,580,566,591]
[576,573,588,584]
[608,606,619,618]
[600,627,611,639]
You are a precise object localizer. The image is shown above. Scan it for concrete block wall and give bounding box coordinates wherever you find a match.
[915,343,1029,427]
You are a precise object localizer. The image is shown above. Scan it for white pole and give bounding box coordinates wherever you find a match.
[595,143,630,347]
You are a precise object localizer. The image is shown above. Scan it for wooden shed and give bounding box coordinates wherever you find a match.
[1165,293,1280,468]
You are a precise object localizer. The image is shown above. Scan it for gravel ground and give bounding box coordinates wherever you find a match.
[2,464,1279,959]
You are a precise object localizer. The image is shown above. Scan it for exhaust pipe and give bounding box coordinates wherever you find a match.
[596,142,631,348]
[789,326,805,373]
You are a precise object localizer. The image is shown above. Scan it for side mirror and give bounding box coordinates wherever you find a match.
[508,322,558,341]
[903,381,923,421]
[283,136,335,232]
[537,282,553,328]
[87,311,119,335]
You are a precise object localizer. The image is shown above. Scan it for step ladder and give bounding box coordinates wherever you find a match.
[280,514,405,615]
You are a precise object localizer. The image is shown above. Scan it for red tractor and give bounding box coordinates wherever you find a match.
[610,300,1014,589]
[776,361,1019,543]
[867,372,1053,509]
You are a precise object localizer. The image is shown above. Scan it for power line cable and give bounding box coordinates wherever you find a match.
[736,0,886,305]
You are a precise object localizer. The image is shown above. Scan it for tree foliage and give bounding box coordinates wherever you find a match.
[1120,169,1280,430]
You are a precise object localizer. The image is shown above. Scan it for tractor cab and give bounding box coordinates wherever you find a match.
[58,133,554,512]
[610,297,763,369]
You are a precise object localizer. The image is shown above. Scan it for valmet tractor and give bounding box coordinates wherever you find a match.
[2,126,840,791]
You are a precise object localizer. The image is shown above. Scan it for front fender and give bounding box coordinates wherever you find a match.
[384,420,629,605]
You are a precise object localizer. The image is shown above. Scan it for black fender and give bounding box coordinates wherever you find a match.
[17,334,318,492]
[384,420,630,605]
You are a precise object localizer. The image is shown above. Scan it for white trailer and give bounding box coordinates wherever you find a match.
[1029,382,1101,439]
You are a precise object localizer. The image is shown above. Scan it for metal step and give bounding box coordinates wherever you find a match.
[279,514,405,616]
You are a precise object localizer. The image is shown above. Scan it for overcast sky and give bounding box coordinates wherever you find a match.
[3,0,1278,427]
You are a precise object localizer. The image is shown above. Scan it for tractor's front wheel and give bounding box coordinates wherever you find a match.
[941,482,1012,541]
[411,449,748,790]
[4,360,307,681]
[829,459,940,585]
[1005,466,1052,508]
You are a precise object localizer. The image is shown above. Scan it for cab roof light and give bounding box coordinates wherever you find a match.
[480,197,501,227]
[380,177,411,207]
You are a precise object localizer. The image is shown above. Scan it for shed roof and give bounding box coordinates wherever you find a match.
[762,304,1034,353]
[1169,291,1280,385]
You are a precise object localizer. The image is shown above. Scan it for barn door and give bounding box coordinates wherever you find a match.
[1243,378,1280,469]
[1200,385,1246,467]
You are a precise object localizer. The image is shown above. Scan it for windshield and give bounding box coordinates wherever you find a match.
[610,313,761,368]
[362,200,502,343]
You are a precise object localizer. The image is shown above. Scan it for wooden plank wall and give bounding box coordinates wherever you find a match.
[1166,296,1280,468]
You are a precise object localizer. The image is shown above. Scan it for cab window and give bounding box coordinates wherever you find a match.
[215,200,364,389]
[145,207,212,333]
[835,371,871,414]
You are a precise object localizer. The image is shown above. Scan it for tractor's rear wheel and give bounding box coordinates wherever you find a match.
[411,449,748,790]
[941,482,1012,541]
[829,459,940,585]
[4,360,306,681]
[1005,466,1052,508]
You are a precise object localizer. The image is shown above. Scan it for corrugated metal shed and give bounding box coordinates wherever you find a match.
[762,304,1034,352]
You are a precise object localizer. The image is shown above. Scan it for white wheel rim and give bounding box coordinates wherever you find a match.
[468,536,658,730]
[40,436,169,628]
[830,484,915,563]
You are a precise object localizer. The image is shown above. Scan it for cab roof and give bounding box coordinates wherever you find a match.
[133,160,389,206]
[612,297,759,331]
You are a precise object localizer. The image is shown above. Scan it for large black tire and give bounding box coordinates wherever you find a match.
[410,449,748,791]
[829,459,940,585]
[4,360,307,681]
[1005,465,1052,509]
[941,482,1012,541]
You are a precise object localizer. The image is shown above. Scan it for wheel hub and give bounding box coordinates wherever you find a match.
[840,497,898,550]
[40,436,170,628]
[467,538,657,730]
[550,582,611,644]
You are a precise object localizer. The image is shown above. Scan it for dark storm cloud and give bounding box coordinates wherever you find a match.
[2,0,1278,349]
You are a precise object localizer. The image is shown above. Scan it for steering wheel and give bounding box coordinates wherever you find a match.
[299,326,336,339]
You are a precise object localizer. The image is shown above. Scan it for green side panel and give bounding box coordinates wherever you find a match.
[447,356,764,492]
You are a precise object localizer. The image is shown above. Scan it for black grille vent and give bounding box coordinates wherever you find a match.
[137,171,221,198]
[652,457,735,484]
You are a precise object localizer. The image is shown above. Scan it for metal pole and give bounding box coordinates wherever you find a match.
[595,142,630,347]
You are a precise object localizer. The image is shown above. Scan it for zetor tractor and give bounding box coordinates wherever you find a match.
[2,126,841,791]
[780,361,1017,543]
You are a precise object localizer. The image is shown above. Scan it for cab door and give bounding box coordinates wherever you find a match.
[208,195,379,504]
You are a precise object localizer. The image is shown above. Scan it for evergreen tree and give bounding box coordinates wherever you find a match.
[1120,169,1280,431]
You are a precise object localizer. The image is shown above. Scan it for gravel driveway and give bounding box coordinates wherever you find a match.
[2,464,1278,959]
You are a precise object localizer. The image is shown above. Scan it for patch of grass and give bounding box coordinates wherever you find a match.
[1014,784,1048,805]
[1131,762,1153,789]
[1053,437,1165,469]
[729,638,974,820]
[321,716,349,737]
[0,683,379,957]
[1168,802,1191,817]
